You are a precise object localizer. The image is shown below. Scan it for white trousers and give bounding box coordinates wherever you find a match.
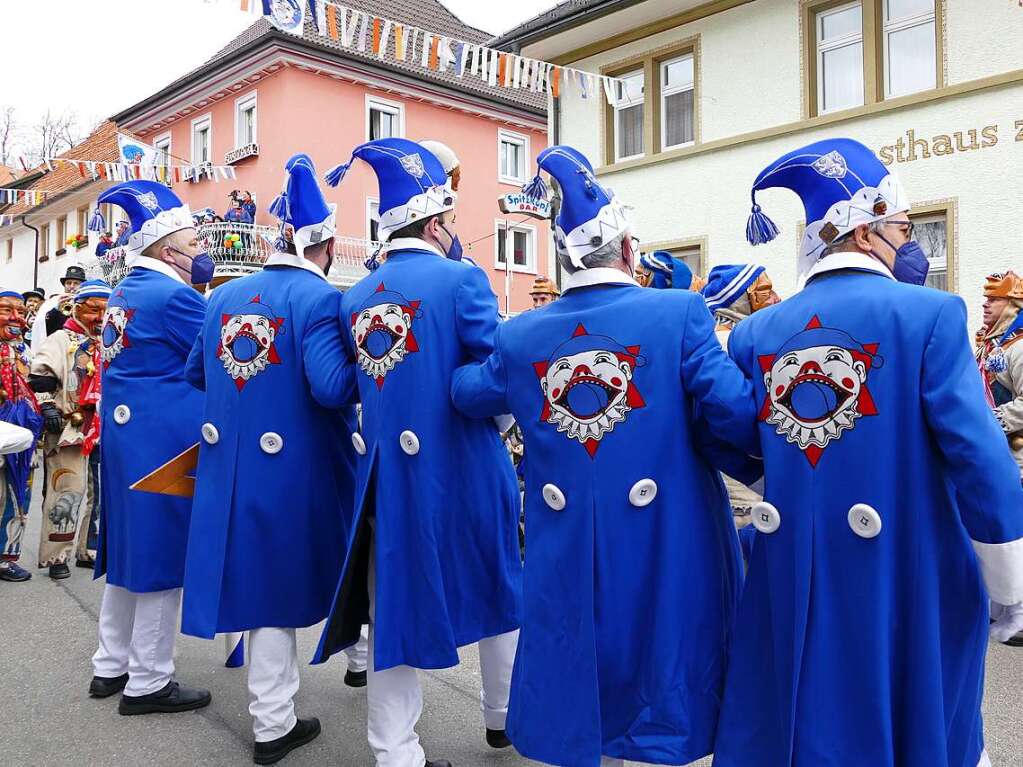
[344,625,369,673]
[599,758,624,767]
[364,530,519,767]
[92,583,180,697]
[247,627,299,742]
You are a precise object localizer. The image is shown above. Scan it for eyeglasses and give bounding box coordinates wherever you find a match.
[885,220,915,238]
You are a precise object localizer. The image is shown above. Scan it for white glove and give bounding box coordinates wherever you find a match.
[990,601,1023,643]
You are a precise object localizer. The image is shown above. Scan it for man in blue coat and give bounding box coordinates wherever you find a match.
[314,138,522,767]
[714,138,1023,767]
[91,180,214,714]
[182,155,359,765]
[451,146,758,767]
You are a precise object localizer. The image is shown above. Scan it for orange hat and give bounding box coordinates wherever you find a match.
[530,275,560,297]
[984,271,1023,300]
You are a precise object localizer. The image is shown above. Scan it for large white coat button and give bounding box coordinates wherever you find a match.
[751,501,781,534]
[399,430,420,456]
[201,423,219,445]
[113,405,130,425]
[848,503,882,539]
[542,484,566,512]
[629,479,658,508]
[259,432,283,455]
[351,432,366,456]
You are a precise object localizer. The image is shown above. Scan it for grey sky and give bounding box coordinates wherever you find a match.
[2,0,559,154]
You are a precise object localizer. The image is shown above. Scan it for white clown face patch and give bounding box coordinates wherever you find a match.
[100,292,135,369]
[759,315,881,467]
[350,284,422,390]
[534,324,645,458]
[217,296,284,391]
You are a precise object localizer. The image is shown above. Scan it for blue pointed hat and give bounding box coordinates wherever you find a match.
[324,138,452,242]
[74,280,112,303]
[640,251,693,290]
[524,145,629,269]
[97,180,193,263]
[745,138,908,278]
[269,153,337,256]
[702,264,765,313]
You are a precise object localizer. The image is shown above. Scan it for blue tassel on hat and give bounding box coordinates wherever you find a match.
[268,191,289,221]
[87,208,105,233]
[324,160,352,188]
[521,174,547,201]
[746,197,779,246]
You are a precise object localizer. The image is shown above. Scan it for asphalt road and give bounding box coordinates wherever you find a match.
[1,484,1020,767]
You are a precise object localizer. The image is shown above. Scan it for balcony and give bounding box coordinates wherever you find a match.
[83,222,376,289]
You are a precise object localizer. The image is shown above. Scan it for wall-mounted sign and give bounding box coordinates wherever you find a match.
[499,192,551,220]
[225,143,259,165]
[877,120,1023,167]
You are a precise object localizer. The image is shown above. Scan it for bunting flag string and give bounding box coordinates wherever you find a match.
[239,0,624,104]
[0,187,57,206]
[33,157,240,185]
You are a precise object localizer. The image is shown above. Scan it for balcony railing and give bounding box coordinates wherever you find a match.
[82,222,377,289]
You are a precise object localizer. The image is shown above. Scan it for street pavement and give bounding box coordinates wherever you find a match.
[2,486,1021,767]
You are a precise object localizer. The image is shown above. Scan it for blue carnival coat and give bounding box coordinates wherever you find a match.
[314,242,522,671]
[715,262,1023,767]
[181,259,358,638]
[96,262,205,593]
[451,271,759,767]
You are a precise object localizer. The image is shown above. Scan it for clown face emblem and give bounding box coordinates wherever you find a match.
[218,296,284,390]
[534,325,645,457]
[759,316,881,467]
[351,284,421,389]
[101,293,134,368]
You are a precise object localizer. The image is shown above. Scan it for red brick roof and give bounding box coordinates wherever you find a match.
[0,121,130,217]
[0,166,22,185]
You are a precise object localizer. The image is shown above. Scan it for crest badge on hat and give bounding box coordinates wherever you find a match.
[533,324,646,457]
[399,154,425,179]
[758,315,883,467]
[745,138,909,279]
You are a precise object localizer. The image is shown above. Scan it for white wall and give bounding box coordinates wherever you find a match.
[553,0,1023,332]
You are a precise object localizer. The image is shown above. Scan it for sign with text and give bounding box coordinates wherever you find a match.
[225,143,260,165]
[499,192,551,220]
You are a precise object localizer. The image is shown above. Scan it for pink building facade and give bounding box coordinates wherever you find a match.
[113,11,549,313]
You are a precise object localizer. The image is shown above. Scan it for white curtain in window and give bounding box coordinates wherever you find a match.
[821,42,864,112]
[664,91,694,148]
[617,105,643,159]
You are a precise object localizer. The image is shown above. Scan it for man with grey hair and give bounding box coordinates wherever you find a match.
[451,145,759,767]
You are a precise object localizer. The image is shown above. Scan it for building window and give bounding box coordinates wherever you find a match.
[815,2,864,114]
[366,96,404,141]
[660,54,695,150]
[909,205,954,292]
[644,239,707,279]
[56,216,66,252]
[498,130,529,185]
[495,221,536,273]
[367,199,380,243]
[613,70,645,161]
[39,224,50,260]
[77,206,89,236]
[153,133,171,166]
[191,115,212,164]
[235,93,257,147]
[882,0,937,98]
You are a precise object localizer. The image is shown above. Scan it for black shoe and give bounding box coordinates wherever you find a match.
[1004,630,1023,648]
[343,669,367,688]
[118,681,212,715]
[89,673,129,698]
[253,717,321,765]
[0,562,32,582]
[426,761,453,767]
[486,728,512,749]
[75,558,95,569]
[49,563,71,580]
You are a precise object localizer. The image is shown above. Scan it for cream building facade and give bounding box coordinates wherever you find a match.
[493,0,1023,331]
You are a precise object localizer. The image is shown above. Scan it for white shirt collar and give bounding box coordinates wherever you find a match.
[385,237,445,258]
[131,256,187,285]
[264,252,327,280]
[805,251,895,283]
[563,267,639,293]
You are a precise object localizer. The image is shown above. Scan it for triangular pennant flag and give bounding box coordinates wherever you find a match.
[372,17,382,54]
[602,76,616,105]
[488,49,499,86]
[395,24,405,59]
[340,7,352,45]
[357,13,369,51]
[314,0,327,36]
[429,34,440,70]
[325,1,338,39]
[421,32,432,67]
[378,20,391,58]
[551,67,561,98]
